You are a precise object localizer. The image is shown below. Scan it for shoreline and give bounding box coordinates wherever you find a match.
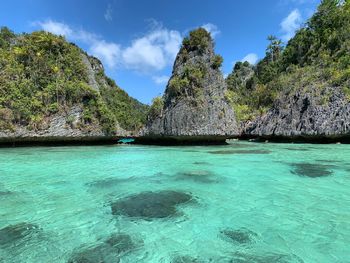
[237,134,350,144]
[0,136,120,147]
[0,134,348,147]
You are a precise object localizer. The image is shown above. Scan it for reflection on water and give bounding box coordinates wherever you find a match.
[0,142,349,262]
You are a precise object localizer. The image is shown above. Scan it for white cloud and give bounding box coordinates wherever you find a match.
[201,23,220,38]
[34,19,182,73]
[281,9,303,41]
[35,20,72,37]
[73,29,99,43]
[37,21,98,46]
[241,53,258,65]
[122,27,182,73]
[90,41,120,68]
[152,75,169,85]
[104,4,113,21]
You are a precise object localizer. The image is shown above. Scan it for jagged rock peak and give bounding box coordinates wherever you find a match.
[164,28,220,105]
[143,28,238,141]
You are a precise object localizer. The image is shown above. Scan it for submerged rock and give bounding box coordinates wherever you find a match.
[88,177,135,189]
[226,141,259,148]
[193,161,209,165]
[0,190,12,196]
[284,147,310,152]
[220,228,258,245]
[0,222,40,246]
[175,170,216,183]
[68,233,139,263]
[89,173,165,190]
[230,251,304,263]
[142,28,238,144]
[68,244,118,263]
[172,255,203,263]
[208,149,270,155]
[291,163,333,178]
[0,183,12,196]
[111,191,192,219]
[315,159,341,164]
[105,233,136,254]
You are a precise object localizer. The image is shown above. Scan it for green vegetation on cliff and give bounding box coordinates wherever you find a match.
[226,0,350,122]
[148,96,164,119]
[166,28,223,105]
[0,28,148,133]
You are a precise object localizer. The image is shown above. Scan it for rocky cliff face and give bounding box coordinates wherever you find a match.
[142,28,238,142]
[0,106,104,142]
[243,86,350,140]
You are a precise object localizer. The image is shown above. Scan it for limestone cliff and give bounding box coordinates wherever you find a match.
[142,28,238,143]
[0,28,148,143]
[230,1,350,142]
[243,86,350,141]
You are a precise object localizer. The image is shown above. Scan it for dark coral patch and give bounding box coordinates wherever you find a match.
[220,228,257,245]
[68,233,139,263]
[291,163,333,178]
[0,222,40,246]
[209,150,270,155]
[111,191,192,219]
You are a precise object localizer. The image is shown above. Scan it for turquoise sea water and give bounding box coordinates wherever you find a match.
[0,141,350,262]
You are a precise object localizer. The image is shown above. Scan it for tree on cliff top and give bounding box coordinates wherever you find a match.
[182,28,212,53]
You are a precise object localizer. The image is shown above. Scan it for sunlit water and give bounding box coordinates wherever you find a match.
[0,141,349,263]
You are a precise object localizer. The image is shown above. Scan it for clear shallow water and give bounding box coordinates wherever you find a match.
[0,142,349,262]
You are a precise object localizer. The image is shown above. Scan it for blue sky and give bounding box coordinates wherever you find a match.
[0,0,320,104]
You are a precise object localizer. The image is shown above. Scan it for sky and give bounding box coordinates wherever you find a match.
[0,0,320,104]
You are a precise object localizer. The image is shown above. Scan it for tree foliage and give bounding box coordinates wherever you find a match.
[148,96,164,119]
[211,55,223,69]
